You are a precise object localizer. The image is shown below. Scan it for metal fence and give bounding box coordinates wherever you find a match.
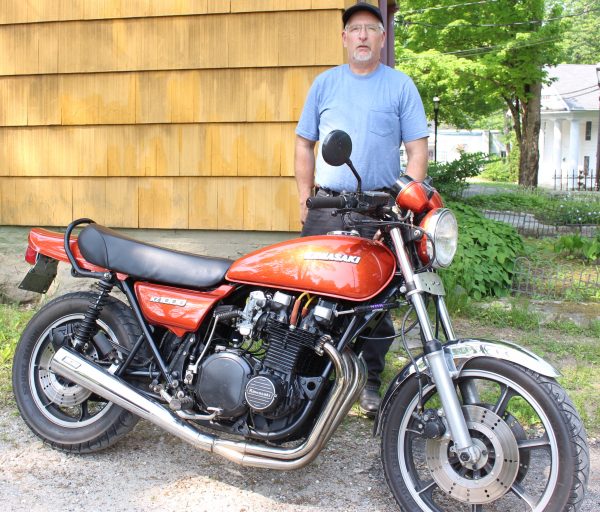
[482,210,598,238]
[553,170,599,192]
[511,256,600,300]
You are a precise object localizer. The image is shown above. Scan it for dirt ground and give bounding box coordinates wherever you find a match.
[0,405,598,512]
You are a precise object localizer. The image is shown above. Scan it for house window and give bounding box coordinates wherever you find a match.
[585,121,592,141]
[583,156,590,173]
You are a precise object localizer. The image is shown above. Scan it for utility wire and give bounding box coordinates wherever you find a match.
[396,33,563,60]
[555,84,599,96]
[401,0,500,15]
[562,87,599,100]
[399,6,600,28]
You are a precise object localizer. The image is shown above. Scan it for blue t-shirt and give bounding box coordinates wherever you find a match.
[296,63,429,192]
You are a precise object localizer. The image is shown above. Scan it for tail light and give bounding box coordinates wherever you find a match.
[25,246,38,265]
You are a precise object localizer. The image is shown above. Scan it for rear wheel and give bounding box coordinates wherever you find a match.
[381,358,589,511]
[12,292,142,453]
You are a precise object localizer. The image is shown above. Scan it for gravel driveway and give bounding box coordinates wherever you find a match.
[1,407,598,512]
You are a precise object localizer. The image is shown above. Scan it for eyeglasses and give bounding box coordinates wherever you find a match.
[345,23,384,35]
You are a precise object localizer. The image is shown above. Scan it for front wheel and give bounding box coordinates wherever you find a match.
[12,292,142,453]
[381,358,589,511]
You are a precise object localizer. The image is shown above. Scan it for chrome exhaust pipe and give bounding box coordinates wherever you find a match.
[50,341,365,470]
[50,346,218,451]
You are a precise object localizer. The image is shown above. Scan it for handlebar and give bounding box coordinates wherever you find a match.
[306,195,348,209]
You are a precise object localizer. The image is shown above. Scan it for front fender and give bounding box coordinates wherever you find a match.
[373,338,559,436]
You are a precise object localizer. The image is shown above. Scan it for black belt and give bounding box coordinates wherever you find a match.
[317,186,394,196]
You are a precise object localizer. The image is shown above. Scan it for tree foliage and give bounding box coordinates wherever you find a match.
[559,0,600,64]
[395,0,565,186]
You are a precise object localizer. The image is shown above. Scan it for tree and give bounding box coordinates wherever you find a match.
[395,0,564,186]
[559,0,600,64]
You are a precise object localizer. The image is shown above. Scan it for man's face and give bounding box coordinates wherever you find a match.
[342,11,385,66]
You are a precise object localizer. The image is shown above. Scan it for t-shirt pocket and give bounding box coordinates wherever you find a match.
[367,108,396,137]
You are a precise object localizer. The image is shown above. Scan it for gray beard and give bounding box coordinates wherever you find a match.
[353,49,373,62]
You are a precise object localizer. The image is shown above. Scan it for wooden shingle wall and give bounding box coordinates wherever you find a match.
[0,0,351,229]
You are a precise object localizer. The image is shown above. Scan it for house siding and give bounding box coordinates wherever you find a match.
[0,0,364,229]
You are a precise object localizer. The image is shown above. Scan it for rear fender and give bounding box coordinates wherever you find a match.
[373,338,559,436]
[25,228,126,277]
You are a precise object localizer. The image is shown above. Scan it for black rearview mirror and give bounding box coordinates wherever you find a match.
[321,130,352,167]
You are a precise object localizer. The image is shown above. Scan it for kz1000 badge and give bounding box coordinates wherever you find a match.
[303,252,361,264]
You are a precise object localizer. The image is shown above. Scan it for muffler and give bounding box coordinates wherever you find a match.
[50,342,365,470]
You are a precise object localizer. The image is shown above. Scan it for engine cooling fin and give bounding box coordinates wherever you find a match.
[263,319,321,374]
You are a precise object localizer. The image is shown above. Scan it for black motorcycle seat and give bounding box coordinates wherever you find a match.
[77,224,233,289]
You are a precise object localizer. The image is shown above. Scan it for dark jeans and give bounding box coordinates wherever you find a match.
[301,189,394,390]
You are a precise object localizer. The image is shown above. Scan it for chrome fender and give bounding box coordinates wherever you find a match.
[373,338,559,436]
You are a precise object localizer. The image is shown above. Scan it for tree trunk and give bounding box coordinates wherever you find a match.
[518,82,542,187]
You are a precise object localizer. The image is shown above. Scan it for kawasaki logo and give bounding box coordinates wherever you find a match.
[304,252,361,264]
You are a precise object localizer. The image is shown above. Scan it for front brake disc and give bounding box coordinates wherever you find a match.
[426,404,520,504]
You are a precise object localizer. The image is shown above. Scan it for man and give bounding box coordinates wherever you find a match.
[294,2,429,417]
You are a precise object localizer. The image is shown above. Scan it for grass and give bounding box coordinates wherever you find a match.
[515,237,600,302]
[381,298,600,435]
[0,304,35,406]
[463,187,600,225]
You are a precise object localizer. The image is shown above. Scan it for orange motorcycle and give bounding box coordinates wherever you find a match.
[13,130,589,511]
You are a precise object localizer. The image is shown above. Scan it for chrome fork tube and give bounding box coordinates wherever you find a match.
[389,227,478,461]
[436,296,457,341]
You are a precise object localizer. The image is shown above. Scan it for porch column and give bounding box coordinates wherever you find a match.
[553,119,563,175]
[568,119,580,178]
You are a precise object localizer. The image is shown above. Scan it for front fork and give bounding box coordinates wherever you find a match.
[389,228,482,464]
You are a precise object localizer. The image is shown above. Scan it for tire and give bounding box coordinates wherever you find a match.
[381,358,589,511]
[12,291,143,453]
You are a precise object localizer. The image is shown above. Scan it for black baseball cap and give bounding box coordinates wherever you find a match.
[342,2,384,27]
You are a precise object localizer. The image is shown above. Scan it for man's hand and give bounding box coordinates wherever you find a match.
[294,135,317,225]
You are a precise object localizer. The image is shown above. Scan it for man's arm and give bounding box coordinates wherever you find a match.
[403,137,429,182]
[294,135,317,224]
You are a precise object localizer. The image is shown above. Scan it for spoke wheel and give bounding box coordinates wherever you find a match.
[381,358,589,512]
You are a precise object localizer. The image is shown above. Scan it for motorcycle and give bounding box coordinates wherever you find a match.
[13,130,589,511]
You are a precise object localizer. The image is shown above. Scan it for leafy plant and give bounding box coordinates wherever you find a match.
[554,233,600,263]
[428,152,488,199]
[441,202,524,299]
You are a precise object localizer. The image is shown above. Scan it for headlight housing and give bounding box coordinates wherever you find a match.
[417,208,458,268]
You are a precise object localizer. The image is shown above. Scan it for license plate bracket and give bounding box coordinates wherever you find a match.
[19,255,59,294]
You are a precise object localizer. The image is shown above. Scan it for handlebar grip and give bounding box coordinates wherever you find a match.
[306,195,347,209]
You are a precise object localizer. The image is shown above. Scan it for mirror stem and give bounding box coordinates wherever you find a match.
[346,159,362,194]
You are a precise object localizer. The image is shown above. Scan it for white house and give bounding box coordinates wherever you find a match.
[539,64,599,189]
[401,129,505,167]
[429,129,505,163]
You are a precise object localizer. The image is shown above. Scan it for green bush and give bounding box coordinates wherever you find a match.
[441,202,524,300]
[479,158,518,183]
[428,152,488,199]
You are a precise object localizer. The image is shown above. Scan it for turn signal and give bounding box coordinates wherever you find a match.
[393,176,429,214]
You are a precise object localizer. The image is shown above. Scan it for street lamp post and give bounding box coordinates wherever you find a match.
[595,65,600,191]
[433,96,440,163]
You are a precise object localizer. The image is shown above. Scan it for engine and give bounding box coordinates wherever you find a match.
[191,290,339,422]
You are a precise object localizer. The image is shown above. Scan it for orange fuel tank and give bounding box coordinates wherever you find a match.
[226,235,396,301]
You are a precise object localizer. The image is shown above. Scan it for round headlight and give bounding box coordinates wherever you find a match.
[417,208,458,268]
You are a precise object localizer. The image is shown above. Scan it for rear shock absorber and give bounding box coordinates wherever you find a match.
[73,275,115,349]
